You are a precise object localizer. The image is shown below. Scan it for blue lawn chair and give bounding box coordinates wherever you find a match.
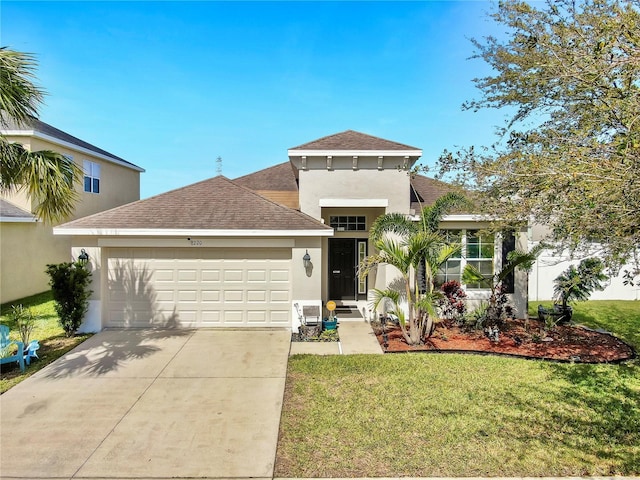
[0,325,25,372]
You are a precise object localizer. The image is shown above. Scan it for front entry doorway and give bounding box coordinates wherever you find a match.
[328,238,367,301]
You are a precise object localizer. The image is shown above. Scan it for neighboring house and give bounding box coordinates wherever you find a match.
[0,118,144,303]
[54,130,528,332]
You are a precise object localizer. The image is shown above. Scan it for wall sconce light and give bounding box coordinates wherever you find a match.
[302,250,311,269]
[78,248,89,266]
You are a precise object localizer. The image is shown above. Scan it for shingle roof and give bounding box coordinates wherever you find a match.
[56,176,332,231]
[290,130,420,151]
[234,162,298,191]
[0,199,35,220]
[1,114,143,171]
[410,175,473,213]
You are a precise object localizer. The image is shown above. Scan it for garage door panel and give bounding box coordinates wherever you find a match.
[224,270,244,282]
[201,290,221,302]
[247,290,266,302]
[177,270,198,282]
[224,311,245,323]
[270,290,289,303]
[270,270,289,282]
[154,270,175,282]
[270,311,290,324]
[223,290,244,302]
[247,270,267,282]
[247,311,267,323]
[201,270,221,282]
[105,248,291,328]
[177,290,197,302]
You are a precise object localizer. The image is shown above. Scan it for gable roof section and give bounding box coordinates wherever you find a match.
[234,162,298,191]
[410,175,475,214]
[0,199,36,222]
[54,176,332,236]
[1,114,144,172]
[290,130,419,151]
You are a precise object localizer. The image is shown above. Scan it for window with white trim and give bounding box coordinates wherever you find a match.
[329,216,366,231]
[465,230,495,289]
[435,229,495,289]
[83,160,100,194]
[435,230,463,285]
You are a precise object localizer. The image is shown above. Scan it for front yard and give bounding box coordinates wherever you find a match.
[2,292,639,475]
[276,301,640,477]
[0,291,91,393]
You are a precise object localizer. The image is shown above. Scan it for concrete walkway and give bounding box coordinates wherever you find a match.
[0,328,290,479]
[289,320,383,355]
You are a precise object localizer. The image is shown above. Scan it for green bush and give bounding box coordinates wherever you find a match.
[8,304,35,345]
[45,261,92,337]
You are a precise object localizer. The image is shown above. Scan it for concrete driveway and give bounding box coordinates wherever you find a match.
[0,328,291,480]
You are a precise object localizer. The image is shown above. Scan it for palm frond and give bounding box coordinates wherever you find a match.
[0,47,44,127]
[369,212,417,242]
[419,192,471,232]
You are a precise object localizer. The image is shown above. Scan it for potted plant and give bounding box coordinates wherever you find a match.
[551,257,609,323]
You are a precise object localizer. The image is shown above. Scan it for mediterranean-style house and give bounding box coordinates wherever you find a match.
[0,118,144,303]
[53,130,529,332]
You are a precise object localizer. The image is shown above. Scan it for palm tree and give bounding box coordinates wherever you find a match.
[461,243,545,325]
[370,191,469,241]
[360,231,461,345]
[1,47,81,223]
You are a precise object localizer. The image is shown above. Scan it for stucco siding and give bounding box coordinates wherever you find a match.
[0,222,70,303]
[0,133,140,304]
[298,164,410,219]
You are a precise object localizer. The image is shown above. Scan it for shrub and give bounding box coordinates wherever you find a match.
[45,261,92,337]
[438,280,467,323]
[553,258,609,309]
[8,304,35,345]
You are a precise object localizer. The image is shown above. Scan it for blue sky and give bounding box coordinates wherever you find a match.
[3,1,507,199]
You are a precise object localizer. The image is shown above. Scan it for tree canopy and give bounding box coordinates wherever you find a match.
[434,0,640,275]
[0,47,81,223]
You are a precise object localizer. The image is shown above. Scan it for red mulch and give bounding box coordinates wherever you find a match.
[375,318,635,363]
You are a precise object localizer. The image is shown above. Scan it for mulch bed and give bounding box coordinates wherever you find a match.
[375,318,636,363]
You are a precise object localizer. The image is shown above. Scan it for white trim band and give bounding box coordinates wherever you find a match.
[288,149,422,157]
[54,227,335,237]
[319,198,389,208]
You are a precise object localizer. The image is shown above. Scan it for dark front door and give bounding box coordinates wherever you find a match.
[329,238,356,300]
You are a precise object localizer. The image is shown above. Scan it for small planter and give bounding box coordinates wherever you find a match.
[323,318,338,330]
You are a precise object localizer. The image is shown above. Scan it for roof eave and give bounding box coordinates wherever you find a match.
[1,129,145,173]
[288,149,422,158]
[53,227,334,237]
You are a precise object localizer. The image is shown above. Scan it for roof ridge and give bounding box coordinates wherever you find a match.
[289,129,420,151]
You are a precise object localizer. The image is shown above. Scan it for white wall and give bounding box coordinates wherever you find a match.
[529,244,640,301]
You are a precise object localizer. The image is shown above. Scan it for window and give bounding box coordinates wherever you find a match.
[329,216,366,231]
[436,230,462,286]
[358,240,367,294]
[83,160,100,193]
[465,230,495,289]
[435,229,495,289]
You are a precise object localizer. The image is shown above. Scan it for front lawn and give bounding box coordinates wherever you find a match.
[275,300,640,477]
[0,291,91,393]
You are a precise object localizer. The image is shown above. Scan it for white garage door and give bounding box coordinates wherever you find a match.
[105,247,291,328]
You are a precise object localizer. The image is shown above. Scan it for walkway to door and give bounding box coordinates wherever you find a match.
[289,313,383,356]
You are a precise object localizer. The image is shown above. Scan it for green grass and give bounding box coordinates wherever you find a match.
[276,300,640,477]
[1,291,91,393]
[531,300,640,350]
